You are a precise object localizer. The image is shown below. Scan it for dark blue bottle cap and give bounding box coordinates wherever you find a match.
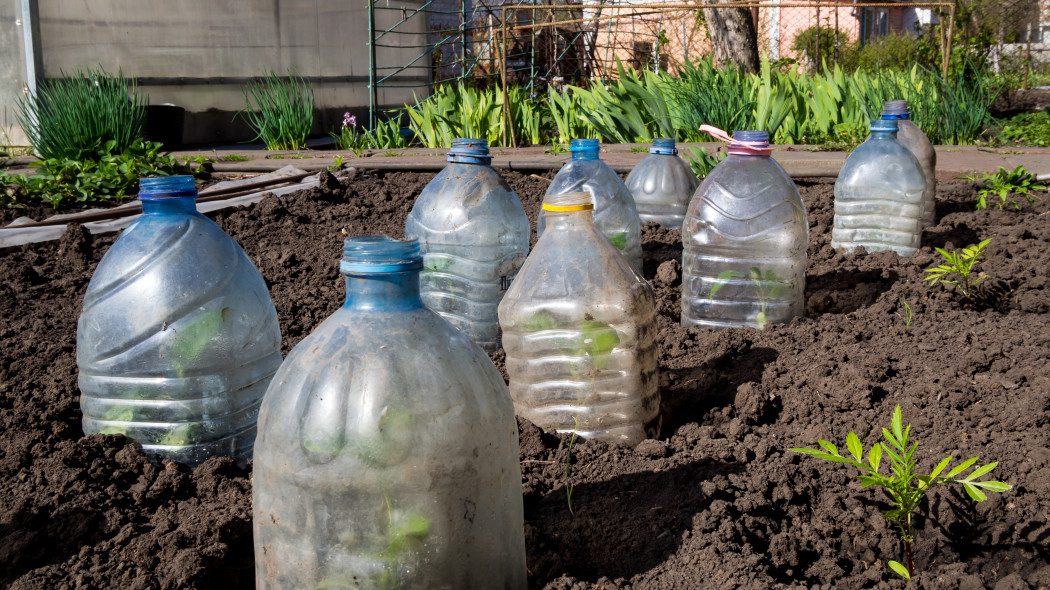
[650,138,677,155]
[340,236,423,274]
[732,130,769,146]
[882,100,911,120]
[448,138,491,164]
[139,176,197,199]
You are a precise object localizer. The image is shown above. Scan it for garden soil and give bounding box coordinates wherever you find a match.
[2,169,1048,589]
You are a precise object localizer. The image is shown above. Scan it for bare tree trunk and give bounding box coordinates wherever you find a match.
[702,0,760,73]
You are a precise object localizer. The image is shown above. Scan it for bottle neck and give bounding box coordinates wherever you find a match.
[571,149,599,161]
[141,196,197,215]
[870,129,898,141]
[343,271,423,311]
[544,210,594,230]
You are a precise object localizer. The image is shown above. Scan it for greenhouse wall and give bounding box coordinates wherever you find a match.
[25,0,428,146]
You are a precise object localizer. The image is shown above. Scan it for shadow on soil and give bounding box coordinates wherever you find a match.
[524,457,745,586]
[660,345,779,434]
[805,269,898,316]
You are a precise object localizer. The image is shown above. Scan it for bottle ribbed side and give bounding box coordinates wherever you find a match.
[418,245,526,351]
[502,314,660,445]
[77,213,282,468]
[626,153,699,229]
[253,306,526,589]
[681,249,804,329]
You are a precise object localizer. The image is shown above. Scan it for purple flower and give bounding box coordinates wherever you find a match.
[343,113,357,128]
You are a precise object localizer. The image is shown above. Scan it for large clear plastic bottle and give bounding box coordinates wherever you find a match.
[253,236,526,590]
[76,176,282,468]
[831,119,926,257]
[540,138,644,274]
[405,138,530,352]
[883,100,937,226]
[682,130,808,330]
[625,138,700,228]
[499,192,659,446]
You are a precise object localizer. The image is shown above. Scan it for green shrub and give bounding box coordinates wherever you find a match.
[791,26,853,69]
[850,34,922,72]
[1000,110,1050,147]
[240,70,315,150]
[17,66,146,161]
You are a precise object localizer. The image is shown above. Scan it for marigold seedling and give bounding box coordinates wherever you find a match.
[924,238,991,300]
[791,405,1010,580]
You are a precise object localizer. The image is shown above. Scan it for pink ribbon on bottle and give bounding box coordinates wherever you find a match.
[698,124,774,156]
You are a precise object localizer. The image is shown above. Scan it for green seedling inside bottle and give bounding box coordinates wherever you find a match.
[171,306,231,375]
[521,311,621,371]
[605,231,627,251]
[303,405,415,468]
[315,496,431,590]
[710,267,787,329]
[792,405,1010,580]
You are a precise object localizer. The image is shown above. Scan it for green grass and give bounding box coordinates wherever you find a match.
[239,70,314,151]
[220,154,252,162]
[17,66,146,161]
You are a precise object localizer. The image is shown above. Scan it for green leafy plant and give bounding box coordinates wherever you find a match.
[17,66,146,161]
[968,166,1047,210]
[924,238,992,300]
[327,155,345,171]
[240,70,314,150]
[791,405,1011,580]
[684,146,724,179]
[0,138,197,208]
[709,266,787,328]
[999,110,1050,147]
[332,112,372,156]
[219,153,252,162]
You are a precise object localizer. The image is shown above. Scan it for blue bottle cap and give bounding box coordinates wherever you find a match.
[570,138,600,160]
[650,138,677,155]
[340,236,423,274]
[139,176,197,199]
[882,100,911,120]
[732,130,770,146]
[448,138,491,164]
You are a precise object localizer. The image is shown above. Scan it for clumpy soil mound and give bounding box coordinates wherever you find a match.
[2,169,1048,589]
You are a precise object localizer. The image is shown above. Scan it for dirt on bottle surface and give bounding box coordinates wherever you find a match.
[1,168,1048,589]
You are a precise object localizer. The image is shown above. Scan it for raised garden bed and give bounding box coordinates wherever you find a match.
[1,169,1048,588]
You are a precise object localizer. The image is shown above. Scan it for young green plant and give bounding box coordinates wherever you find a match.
[924,238,991,300]
[710,266,787,329]
[968,166,1047,210]
[791,405,1010,580]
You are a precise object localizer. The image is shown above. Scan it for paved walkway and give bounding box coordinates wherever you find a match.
[171,142,1050,180]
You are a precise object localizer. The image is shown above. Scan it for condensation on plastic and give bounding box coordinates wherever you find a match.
[405,139,530,352]
[499,192,659,446]
[883,101,937,226]
[625,138,700,229]
[253,236,526,590]
[76,176,283,468]
[831,120,926,257]
[681,132,809,329]
[539,139,644,274]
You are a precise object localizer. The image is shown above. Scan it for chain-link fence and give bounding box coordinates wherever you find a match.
[368,0,1050,123]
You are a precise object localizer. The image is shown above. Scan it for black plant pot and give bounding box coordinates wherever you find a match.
[143,104,186,149]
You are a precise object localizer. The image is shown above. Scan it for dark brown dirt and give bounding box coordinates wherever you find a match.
[2,169,1048,589]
